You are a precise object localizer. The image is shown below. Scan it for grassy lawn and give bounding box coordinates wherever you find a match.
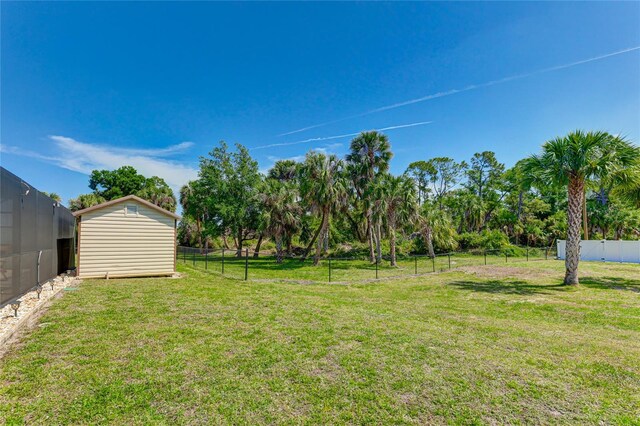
[1,261,639,424]
[182,250,551,282]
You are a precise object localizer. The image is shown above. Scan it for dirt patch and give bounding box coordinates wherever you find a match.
[458,265,556,280]
[252,278,321,285]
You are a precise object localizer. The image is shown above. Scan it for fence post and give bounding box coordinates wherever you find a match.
[183,246,186,263]
[484,250,487,265]
[205,250,208,270]
[505,252,508,263]
[244,248,249,281]
[375,258,378,279]
[526,247,529,262]
[328,258,332,283]
[222,248,225,274]
[193,249,196,267]
[448,254,451,270]
[414,256,417,274]
[432,256,435,272]
[545,248,548,260]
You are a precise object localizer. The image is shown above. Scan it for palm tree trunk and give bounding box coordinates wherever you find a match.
[367,213,375,262]
[425,227,435,258]
[285,236,293,255]
[389,225,397,267]
[375,221,382,263]
[196,218,203,250]
[313,208,329,266]
[344,211,364,242]
[565,176,584,285]
[275,233,283,264]
[302,210,326,261]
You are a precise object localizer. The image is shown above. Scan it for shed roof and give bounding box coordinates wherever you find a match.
[72,194,181,220]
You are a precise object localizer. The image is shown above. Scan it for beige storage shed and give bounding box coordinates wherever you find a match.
[73,195,180,278]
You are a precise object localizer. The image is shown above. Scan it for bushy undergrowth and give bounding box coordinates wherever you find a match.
[457,229,510,250]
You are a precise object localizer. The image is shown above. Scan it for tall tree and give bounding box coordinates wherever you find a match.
[405,161,431,205]
[425,157,467,207]
[465,151,504,201]
[299,152,347,265]
[138,176,177,212]
[258,179,301,263]
[267,160,299,183]
[198,142,262,256]
[87,165,177,211]
[89,166,148,200]
[503,160,531,223]
[524,130,640,285]
[378,175,418,266]
[465,151,505,228]
[179,181,208,249]
[445,189,485,233]
[346,131,393,262]
[370,175,389,262]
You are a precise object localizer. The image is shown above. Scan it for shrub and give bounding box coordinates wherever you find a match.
[457,229,509,250]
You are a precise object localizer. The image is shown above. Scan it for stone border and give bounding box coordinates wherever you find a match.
[0,274,80,358]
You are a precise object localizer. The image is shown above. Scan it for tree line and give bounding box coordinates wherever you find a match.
[176,130,639,285]
[67,130,640,285]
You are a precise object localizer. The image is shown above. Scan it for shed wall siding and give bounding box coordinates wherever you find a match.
[78,200,175,278]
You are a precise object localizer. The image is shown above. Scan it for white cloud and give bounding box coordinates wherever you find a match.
[278,46,640,136]
[2,136,198,193]
[252,121,432,150]
[323,143,343,150]
[266,154,306,163]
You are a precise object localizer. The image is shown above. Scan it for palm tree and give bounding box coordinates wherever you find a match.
[42,192,62,203]
[68,193,106,212]
[370,174,389,263]
[608,161,640,208]
[378,175,418,266]
[300,152,347,265]
[418,202,458,258]
[524,130,640,285]
[180,181,206,249]
[267,159,299,182]
[448,190,484,233]
[258,179,301,263]
[346,131,393,262]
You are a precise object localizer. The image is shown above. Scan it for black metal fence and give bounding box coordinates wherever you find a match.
[177,245,557,283]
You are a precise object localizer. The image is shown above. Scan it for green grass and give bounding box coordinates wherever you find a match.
[182,250,553,282]
[1,260,639,424]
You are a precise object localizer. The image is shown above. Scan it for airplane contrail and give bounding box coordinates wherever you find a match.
[278,46,640,137]
[252,120,432,150]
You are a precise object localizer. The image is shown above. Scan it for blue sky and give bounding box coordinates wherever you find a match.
[2,2,639,206]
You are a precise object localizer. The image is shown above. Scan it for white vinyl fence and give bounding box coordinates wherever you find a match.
[557,240,640,263]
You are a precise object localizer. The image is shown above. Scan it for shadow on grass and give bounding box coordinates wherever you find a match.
[448,279,567,295]
[580,276,640,293]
